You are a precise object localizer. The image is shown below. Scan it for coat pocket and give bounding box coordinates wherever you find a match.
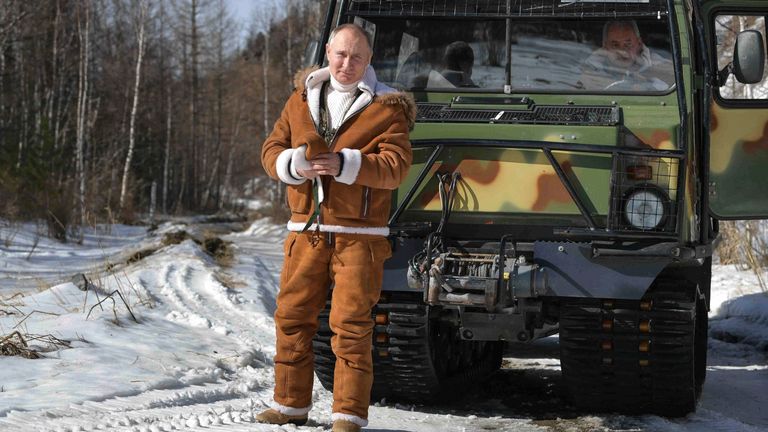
[327,183,368,220]
[284,232,297,257]
[286,181,311,214]
[368,237,393,263]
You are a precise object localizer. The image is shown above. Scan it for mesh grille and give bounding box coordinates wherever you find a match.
[417,103,619,125]
[611,155,679,233]
[348,0,668,18]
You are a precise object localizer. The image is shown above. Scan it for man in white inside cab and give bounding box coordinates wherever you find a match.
[579,20,673,91]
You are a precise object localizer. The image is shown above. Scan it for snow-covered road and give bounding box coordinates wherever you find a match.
[0,219,766,431]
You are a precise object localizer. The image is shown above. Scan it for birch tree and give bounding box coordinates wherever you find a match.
[201,0,235,209]
[75,2,91,240]
[119,0,150,213]
[250,2,281,203]
[252,2,279,141]
[159,0,173,214]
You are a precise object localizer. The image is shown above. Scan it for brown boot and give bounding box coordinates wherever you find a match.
[255,408,308,426]
[332,419,362,432]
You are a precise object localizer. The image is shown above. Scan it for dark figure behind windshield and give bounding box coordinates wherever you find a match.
[427,41,478,88]
[579,20,673,91]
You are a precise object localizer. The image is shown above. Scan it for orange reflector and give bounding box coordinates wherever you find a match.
[639,359,650,367]
[601,340,613,351]
[627,165,653,180]
[640,300,653,311]
[376,333,388,344]
[639,340,651,352]
[375,313,388,325]
[639,320,651,333]
[378,349,389,357]
[602,319,614,331]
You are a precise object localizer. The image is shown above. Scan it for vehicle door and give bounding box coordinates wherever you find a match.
[702,1,768,218]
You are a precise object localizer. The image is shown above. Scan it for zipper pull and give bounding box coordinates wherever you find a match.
[311,224,321,247]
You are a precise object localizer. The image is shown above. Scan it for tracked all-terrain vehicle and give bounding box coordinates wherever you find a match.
[311,0,768,416]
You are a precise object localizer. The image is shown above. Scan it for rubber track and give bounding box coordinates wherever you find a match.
[313,292,502,402]
[559,280,698,416]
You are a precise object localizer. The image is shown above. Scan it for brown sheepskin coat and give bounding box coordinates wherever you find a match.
[261,66,416,235]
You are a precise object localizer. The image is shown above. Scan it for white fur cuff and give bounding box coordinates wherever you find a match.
[269,400,312,416]
[291,144,312,173]
[276,149,306,185]
[331,412,368,427]
[334,148,362,185]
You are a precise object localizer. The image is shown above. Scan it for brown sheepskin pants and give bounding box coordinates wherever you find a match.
[273,231,392,420]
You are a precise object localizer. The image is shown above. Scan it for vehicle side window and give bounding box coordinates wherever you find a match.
[715,15,768,100]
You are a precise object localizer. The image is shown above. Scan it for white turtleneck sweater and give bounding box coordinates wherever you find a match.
[325,75,360,131]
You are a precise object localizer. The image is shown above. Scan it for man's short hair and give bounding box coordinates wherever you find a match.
[444,41,474,70]
[602,20,641,43]
[328,23,372,51]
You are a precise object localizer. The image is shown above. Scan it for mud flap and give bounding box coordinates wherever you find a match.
[534,242,671,300]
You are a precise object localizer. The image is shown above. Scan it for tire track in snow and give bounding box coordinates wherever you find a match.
[226,237,283,319]
[158,263,213,330]
[160,256,274,365]
[0,375,281,431]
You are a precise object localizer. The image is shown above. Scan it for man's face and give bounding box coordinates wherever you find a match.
[326,28,372,85]
[603,25,643,68]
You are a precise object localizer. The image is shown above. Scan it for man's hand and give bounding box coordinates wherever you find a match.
[296,152,341,179]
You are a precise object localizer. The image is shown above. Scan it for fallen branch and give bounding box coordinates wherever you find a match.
[86,289,138,323]
[25,334,71,350]
[25,234,40,260]
[12,309,61,330]
[0,292,25,303]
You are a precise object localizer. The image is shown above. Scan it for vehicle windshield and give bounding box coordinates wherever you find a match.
[360,17,674,93]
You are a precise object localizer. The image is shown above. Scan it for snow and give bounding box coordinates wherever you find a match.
[1,219,767,431]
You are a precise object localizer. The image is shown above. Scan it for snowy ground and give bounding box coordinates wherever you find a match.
[0,218,766,432]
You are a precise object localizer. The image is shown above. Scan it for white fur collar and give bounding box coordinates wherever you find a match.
[303,66,396,127]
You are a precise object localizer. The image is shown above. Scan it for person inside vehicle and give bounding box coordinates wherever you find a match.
[428,41,478,88]
[579,20,672,91]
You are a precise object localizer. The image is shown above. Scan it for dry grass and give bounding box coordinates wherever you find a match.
[203,236,234,267]
[162,230,191,246]
[162,229,234,267]
[716,220,768,292]
[125,247,158,265]
[1,331,40,359]
[0,331,71,359]
[214,271,246,290]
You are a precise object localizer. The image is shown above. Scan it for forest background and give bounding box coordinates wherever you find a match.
[0,0,327,242]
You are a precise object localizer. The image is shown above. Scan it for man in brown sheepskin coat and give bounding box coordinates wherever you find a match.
[258,23,415,432]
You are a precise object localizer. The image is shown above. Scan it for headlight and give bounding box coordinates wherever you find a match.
[623,187,668,230]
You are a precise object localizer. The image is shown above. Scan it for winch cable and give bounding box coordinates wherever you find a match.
[408,171,462,291]
[436,171,461,236]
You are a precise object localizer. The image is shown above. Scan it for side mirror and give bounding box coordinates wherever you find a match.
[303,40,321,69]
[733,30,766,84]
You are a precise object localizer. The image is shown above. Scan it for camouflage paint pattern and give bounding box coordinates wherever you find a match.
[698,0,768,219]
[402,148,611,215]
[397,115,682,230]
[709,102,768,218]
